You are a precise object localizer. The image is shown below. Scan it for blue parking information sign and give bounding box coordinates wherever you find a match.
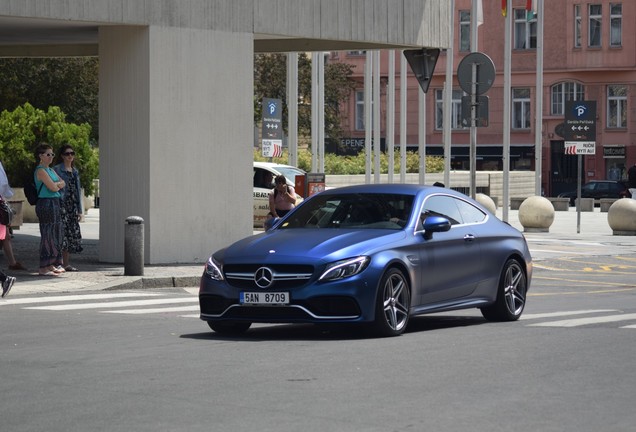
[262,98,283,158]
[564,100,596,155]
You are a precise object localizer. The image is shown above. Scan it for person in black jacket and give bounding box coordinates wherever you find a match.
[628,163,636,199]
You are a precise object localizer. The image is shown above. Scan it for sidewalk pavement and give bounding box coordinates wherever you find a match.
[2,206,634,296]
[3,208,203,296]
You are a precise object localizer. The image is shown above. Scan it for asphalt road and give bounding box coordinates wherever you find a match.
[2,252,636,432]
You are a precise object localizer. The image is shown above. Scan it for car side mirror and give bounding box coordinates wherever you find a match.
[421,215,451,240]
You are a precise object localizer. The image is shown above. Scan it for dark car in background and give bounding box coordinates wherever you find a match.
[557,180,631,206]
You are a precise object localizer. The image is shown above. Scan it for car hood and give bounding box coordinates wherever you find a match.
[219,229,407,264]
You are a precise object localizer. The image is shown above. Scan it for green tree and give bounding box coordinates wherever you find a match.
[0,57,99,144]
[0,103,99,195]
[254,53,356,144]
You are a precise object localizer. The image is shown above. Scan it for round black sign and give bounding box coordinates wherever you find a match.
[457,52,496,95]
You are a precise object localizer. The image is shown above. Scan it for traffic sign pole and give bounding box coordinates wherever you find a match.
[457,52,495,200]
[470,63,477,199]
[575,150,582,235]
[564,100,597,234]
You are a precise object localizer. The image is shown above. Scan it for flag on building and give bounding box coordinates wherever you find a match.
[501,0,507,17]
[477,0,484,26]
[526,0,537,21]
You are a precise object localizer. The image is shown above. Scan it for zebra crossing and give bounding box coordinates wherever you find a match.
[521,309,636,329]
[0,291,200,319]
[2,292,636,329]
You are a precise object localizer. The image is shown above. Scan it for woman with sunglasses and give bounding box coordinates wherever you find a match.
[53,145,83,272]
[34,143,66,276]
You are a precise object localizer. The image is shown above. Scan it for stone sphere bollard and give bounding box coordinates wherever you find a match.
[518,196,554,233]
[475,193,497,214]
[124,216,144,276]
[607,198,636,236]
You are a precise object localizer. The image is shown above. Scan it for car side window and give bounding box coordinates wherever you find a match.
[421,195,462,225]
[421,195,486,226]
[455,199,486,224]
[254,168,273,189]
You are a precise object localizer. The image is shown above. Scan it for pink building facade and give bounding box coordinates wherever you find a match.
[331,0,635,196]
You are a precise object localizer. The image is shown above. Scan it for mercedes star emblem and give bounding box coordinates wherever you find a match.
[254,267,274,288]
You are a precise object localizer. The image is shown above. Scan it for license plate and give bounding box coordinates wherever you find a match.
[240,292,289,305]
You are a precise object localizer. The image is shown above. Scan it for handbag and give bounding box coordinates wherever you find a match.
[0,197,13,226]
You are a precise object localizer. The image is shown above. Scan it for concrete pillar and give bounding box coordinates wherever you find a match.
[99,26,253,263]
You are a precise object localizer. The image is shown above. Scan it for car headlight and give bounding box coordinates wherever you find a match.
[319,256,369,282]
[205,256,224,281]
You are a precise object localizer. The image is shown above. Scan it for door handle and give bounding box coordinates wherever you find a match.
[464,234,475,242]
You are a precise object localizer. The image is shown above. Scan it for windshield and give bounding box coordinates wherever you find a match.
[274,166,306,184]
[279,193,414,230]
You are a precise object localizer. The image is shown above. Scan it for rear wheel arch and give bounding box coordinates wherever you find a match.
[481,256,528,321]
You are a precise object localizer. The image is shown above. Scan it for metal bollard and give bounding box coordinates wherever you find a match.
[124,216,144,276]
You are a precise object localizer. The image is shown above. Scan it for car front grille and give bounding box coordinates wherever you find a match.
[224,264,314,290]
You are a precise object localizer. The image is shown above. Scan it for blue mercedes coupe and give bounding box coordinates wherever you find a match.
[199,184,532,337]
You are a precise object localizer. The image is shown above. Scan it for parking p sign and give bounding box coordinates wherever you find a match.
[564,101,596,155]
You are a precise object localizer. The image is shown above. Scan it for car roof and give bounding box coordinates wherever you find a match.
[319,183,467,198]
[254,161,302,170]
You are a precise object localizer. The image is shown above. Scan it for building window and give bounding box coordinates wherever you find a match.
[551,82,585,115]
[347,51,366,56]
[512,88,531,130]
[355,90,365,130]
[435,89,465,130]
[607,85,627,128]
[610,3,622,47]
[588,4,602,47]
[514,8,537,49]
[574,5,581,48]
[459,10,471,52]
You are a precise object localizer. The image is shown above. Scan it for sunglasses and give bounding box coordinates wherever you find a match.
[41,152,55,157]
[63,152,75,156]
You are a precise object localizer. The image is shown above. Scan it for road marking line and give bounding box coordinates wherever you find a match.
[180,314,199,318]
[521,309,617,320]
[530,287,636,296]
[532,275,633,287]
[528,313,636,327]
[620,324,636,329]
[24,297,198,311]
[0,293,163,306]
[102,305,200,314]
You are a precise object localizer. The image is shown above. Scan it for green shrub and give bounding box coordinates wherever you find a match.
[0,103,99,195]
[254,148,444,175]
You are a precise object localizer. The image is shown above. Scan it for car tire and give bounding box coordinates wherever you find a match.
[372,268,410,337]
[481,258,527,322]
[207,321,252,335]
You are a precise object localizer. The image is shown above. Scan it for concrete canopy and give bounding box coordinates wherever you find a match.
[0,0,450,263]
